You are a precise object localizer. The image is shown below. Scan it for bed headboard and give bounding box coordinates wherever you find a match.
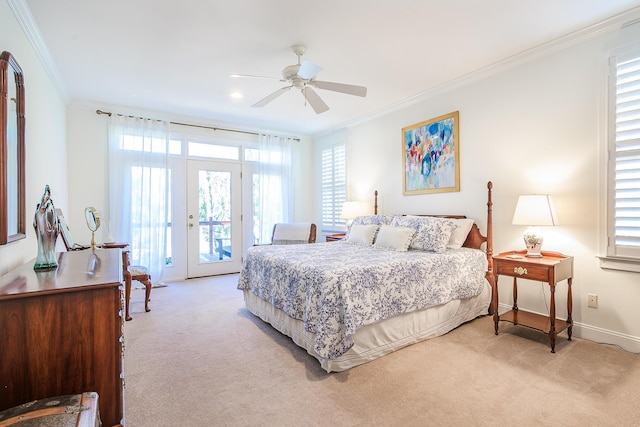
[373,181,494,276]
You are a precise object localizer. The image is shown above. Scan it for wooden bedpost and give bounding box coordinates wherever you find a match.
[486,181,495,315]
[374,190,378,215]
[486,181,493,272]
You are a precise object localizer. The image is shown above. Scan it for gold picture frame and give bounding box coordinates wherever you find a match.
[402,111,460,195]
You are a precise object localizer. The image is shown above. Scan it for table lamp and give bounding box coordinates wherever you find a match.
[512,194,558,257]
[340,201,371,227]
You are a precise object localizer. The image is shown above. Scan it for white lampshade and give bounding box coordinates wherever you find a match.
[340,201,372,220]
[512,194,558,257]
[512,195,558,226]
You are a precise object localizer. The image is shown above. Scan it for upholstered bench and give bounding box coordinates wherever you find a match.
[125,265,151,320]
[124,255,152,321]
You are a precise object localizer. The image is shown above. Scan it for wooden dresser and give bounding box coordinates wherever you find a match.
[0,249,125,427]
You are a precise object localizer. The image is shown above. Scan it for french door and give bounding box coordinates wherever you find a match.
[186,160,242,277]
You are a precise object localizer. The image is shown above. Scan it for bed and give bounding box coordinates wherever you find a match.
[238,181,494,372]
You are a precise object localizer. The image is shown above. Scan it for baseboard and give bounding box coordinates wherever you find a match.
[497,303,640,354]
[571,322,640,354]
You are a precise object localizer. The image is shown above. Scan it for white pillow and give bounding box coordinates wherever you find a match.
[447,218,475,249]
[373,225,415,252]
[346,224,379,246]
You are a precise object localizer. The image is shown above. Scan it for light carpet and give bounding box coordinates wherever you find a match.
[123,274,640,427]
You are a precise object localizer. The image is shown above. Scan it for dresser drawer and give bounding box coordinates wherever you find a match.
[495,261,550,281]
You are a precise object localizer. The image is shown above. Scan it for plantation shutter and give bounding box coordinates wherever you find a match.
[608,52,640,259]
[321,143,347,232]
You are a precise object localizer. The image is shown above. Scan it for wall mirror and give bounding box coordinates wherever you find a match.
[0,51,26,245]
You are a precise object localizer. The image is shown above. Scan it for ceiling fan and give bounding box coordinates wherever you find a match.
[234,45,367,114]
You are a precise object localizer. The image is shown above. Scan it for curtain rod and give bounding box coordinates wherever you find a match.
[95,109,300,141]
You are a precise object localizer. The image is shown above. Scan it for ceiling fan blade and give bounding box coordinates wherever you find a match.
[313,80,367,97]
[252,86,292,107]
[297,60,323,80]
[302,86,329,114]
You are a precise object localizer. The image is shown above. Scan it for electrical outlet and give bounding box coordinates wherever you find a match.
[587,293,598,308]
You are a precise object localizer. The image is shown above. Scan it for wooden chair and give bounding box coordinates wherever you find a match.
[270,223,316,244]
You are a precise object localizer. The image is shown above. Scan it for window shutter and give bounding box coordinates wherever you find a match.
[321,144,346,232]
[609,53,640,258]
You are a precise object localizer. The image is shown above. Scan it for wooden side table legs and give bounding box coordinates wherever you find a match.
[549,283,556,353]
[492,274,499,335]
[567,277,573,340]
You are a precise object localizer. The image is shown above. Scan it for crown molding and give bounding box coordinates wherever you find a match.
[319,6,640,137]
[8,0,69,103]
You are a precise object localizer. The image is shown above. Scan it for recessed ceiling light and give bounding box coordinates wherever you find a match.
[230,92,243,99]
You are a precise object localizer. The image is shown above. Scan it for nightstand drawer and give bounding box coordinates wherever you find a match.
[495,262,550,281]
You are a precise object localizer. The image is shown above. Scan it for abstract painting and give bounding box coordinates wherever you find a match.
[402,111,460,195]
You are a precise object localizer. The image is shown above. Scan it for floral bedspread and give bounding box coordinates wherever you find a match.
[237,242,488,359]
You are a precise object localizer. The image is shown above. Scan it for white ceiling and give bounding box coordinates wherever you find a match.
[21,0,640,136]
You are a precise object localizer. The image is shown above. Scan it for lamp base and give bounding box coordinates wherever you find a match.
[523,227,544,257]
[525,245,543,257]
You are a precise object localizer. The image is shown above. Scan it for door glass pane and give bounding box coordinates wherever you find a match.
[199,169,231,262]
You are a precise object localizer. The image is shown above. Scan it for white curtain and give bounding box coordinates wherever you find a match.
[108,115,170,282]
[257,134,293,244]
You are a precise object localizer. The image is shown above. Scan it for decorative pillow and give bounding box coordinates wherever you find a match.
[350,214,395,226]
[345,224,379,246]
[347,215,396,239]
[373,225,415,252]
[391,216,455,253]
[447,218,475,249]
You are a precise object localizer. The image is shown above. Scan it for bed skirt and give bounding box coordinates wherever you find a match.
[242,280,492,372]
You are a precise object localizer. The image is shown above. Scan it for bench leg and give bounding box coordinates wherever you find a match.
[127,275,152,319]
[141,277,152,312]
[124,270,132,321]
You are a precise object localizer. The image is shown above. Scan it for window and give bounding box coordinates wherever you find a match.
[605,49,640,266]
[130,166,171,265]
[321,143,346,233]
[188,142,238,160]
[120,134,181,154]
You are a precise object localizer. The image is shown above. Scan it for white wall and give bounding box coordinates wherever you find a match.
[0,2,68,275]
[339,22,640,351]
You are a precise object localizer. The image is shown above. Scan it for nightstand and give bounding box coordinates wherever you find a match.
[325,233,345,242]
[492,250,574,353]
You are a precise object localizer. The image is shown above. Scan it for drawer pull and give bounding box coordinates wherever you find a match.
[514,266,528,275]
